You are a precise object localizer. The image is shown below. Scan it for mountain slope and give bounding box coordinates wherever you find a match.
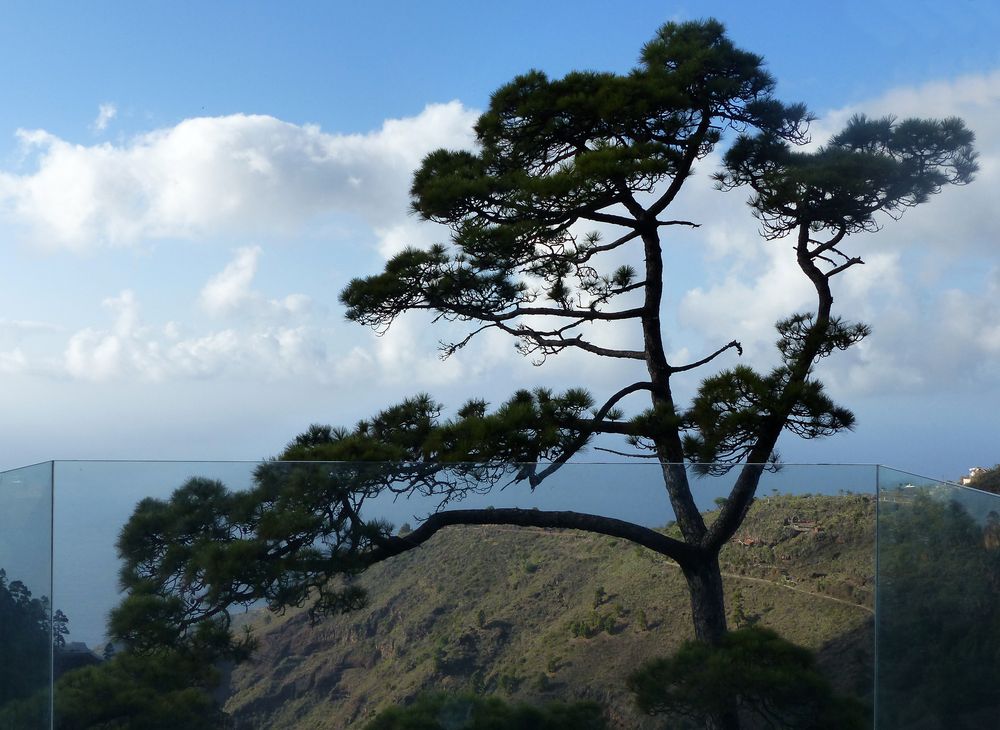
[222,493,874,729]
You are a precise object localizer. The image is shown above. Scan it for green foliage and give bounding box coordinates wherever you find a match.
[681,364,856,469]
[342,19,808,366]
[628,627,868,729]
[0,570,60,708]
[497,672,520,694]
[877,492,1000,726]
[730,590,759,630]
[282,389,598,468]
[54,650,228,730]
[635,608,649,632]
[110,468,380,658]
[716,114,977,239]
[0,648,228,730]
[569,611,616,638]
[364,693,606,730]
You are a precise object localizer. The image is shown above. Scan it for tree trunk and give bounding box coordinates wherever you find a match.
[683,551,729,644]
[683,551,742,730]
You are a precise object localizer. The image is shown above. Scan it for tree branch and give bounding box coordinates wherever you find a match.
[826,257,864,278]
[499,321,646,360]
[579,210,642,227]
[670,340,743,373]
[363,508,695,564]
[576,229,642,263]
[657,220,702,228]
[529,381,656,484]
[593,446,660,458]
[648,113,714,218]
[496,306,645,321]
[806,226,846,258]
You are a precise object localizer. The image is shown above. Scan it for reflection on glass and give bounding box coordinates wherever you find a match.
[0,461,894,727]
[876,467,1000,728]
[0,462,53,729]
[48,461,877,651]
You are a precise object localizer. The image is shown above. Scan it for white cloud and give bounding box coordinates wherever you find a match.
[679,241,815,362]
[0,348,28,374]
[0,102,479,252]
[199,246,314,320]
[807,70,1000,259]
[91,103,117,133]
[374,219,452,259]
[200,246,260,316]
[670,70,1000,398]
[60,286,334,383]
[0,319,59,338]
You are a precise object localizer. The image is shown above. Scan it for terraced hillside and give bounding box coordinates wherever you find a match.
[222,493,874,729]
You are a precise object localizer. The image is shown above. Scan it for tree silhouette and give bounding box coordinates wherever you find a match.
[109,19,976,730]
[0,569,56,708]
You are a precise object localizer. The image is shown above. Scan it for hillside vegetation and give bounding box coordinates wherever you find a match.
[222,494,874,729]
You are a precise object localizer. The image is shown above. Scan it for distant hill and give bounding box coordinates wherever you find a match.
[221,493,874,729]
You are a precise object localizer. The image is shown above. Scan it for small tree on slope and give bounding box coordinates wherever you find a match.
[110,19,976,728]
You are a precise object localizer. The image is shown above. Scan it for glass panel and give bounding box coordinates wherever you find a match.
[42,461,876,727]
[876,467,1000,728]
[0,462,53,729]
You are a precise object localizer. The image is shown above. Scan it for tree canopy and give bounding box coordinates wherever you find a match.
[0,570,57,708]
[628,626,868,729]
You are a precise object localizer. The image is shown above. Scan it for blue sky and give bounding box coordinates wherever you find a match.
[0,2,995,478]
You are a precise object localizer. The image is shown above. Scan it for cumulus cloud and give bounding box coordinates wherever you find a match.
[668,70,1000,398]
[200,246,260,316]
[803,70,1000,259]
[91,103,117,133]
[0,102,478,251]
[60,287,334,383]
[199,246,313,320]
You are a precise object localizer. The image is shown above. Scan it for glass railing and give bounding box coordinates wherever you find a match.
[4,460,992,728]
[0,462,53,730]
[875,467,1000,729]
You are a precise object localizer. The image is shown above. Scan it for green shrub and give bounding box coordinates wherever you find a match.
[498,672,520,693]
[628,627,867,729]
[364,693,607,730]
[569,611,616,639]
[635,608,648,631]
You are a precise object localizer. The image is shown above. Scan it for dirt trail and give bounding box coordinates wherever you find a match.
[470,524,874,615]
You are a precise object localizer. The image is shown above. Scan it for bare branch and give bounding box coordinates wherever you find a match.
[826,257,865,277]
[806,226,847,257]
[576,229,642,263]
[670,340,743,373]
[593,446,660,458]
[657,220,702,228]
[360,507,695,564]
[439,323,498,358]
[495,320,645,360]
[579,209,642,227]
[496,306,645,321]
